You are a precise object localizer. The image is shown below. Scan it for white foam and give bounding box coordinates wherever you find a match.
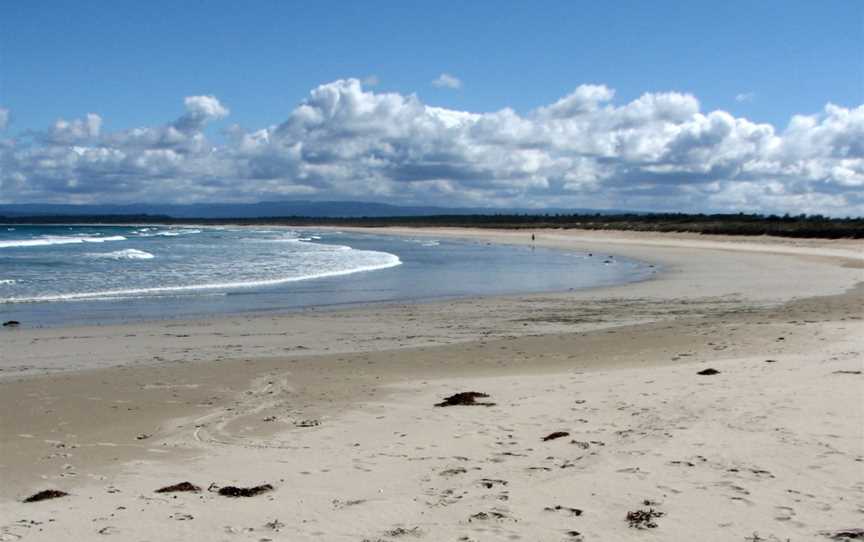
[255,237,304,244]
[135,229,201,237]
[0,235,127,248]
[160,229,200,236]
[1,252,402,304]
[87,249,155,260]
[0,279,17,285]
[405,238,440,247]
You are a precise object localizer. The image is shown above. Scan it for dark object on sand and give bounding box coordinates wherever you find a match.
[155,482,201,493]
[294,419,320,427]
[264,519,285,531]
[385,526,422,537]
[697,368,720,375]
[626,508,664,528]
[764,359,778,363]
[435,392,496,407]
[2,320,20,327]
[542,431,570,441]
[479,478,508,489]
[819,529,864,540]
[218,484,274,497]
[544,505,583,516]
[821,529,864,540]
[833,370,862,375]
[24,489,68,503]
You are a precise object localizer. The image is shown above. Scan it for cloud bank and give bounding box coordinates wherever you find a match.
[1,79,862,215]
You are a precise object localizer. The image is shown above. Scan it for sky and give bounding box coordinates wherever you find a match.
[0,1,862,215]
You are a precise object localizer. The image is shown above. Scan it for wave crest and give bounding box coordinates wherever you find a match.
[0,235,127,249]
[1,251,401,304]
[87,249,155,260]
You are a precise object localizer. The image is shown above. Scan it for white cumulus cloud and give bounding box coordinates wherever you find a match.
[174,95,230,132]
[47,113,102,144]
[0,80,861,215]
[432,73,462,89]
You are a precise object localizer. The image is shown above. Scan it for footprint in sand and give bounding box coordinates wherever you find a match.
[774,505,795,521]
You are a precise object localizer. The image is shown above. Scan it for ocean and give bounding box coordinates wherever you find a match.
[0,225,654,327]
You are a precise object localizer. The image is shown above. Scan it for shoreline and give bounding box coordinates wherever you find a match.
[0,226,650,330]
[2,227,860,379]
[1,228,862,541]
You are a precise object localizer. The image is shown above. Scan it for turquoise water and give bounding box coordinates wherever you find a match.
[0,225,654,327]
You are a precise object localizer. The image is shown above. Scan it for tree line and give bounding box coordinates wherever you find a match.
[2,212,862,239]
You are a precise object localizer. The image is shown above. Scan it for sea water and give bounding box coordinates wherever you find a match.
[0,225,654,327]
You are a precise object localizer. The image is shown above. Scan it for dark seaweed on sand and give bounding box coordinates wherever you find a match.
[820,529,864,540]
[155,481,201,493]
[626,508,664,528]
[542,431,570,441]
[23,489,68,503]
[218,484,274,497]
[435,391,496,407]
[384,526,422,537]
[697,368,720,375]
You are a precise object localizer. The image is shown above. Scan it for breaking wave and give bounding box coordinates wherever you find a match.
[87,249,155,260]
[0,235,127,249]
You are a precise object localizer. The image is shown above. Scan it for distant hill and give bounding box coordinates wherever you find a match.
[0,201,631,219]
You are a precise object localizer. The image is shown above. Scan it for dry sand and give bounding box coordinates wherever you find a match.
[0,228,862,541]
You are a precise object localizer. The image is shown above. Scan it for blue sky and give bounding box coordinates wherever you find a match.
[0,1,862,214]
[3,1,859,131]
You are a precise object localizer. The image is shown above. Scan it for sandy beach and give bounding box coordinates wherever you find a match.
[1,227,862,542]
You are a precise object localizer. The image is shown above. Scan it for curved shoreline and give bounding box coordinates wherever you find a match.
[1,227,860,379]
[1,228,861,541]
[0,227,646,326]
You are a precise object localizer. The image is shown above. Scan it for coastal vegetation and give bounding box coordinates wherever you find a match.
[2,212,863,239]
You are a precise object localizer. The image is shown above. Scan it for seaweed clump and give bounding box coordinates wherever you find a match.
[435,392,495,407]
[626,508,664,528]
[218,484,274,497]
[155,481,201,493]
[24,490,68,503]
